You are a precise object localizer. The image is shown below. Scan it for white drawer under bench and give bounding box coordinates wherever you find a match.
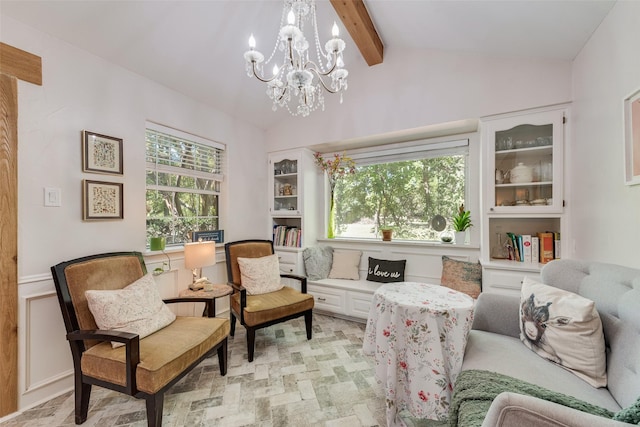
[307,278,384,323]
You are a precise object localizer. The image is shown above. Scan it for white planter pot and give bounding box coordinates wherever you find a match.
[454,231,466,245]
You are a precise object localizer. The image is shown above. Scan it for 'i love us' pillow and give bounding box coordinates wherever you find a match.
[366,257,406,283]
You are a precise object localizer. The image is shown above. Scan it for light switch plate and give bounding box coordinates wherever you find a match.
[44,187,61,207]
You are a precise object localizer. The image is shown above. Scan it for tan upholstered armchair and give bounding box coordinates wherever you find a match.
[224,240,314,362]
[51,252,230,427]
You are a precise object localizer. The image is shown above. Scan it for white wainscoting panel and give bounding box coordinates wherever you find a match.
[18,275,73,411]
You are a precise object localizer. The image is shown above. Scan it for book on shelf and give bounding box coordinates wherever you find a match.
[506,232,520,261]
[538,232,554,264]
[531,236,539,264]
[517,235,524,262]
[272,225,302,248]
[522,235,532,263]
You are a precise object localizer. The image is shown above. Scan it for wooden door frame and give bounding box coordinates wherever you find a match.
[0,42,42,418]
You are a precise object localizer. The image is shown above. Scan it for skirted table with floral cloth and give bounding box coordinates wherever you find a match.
[363,282,475,426]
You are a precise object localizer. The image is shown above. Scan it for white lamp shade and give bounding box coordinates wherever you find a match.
[184,241,216,269]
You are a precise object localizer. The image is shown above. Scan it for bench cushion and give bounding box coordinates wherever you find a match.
[81,316,229,394]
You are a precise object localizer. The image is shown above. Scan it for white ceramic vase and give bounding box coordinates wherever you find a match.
[454,231,466,245]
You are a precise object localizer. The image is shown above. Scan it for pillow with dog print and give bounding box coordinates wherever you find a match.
[519,277,606,387]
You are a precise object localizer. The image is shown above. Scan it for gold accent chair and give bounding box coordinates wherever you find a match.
[51,252,230,427]
[224,240,314,362]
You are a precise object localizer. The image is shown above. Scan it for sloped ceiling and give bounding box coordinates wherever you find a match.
[0,0,615,130]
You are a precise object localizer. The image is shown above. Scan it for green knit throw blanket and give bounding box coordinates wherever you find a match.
[449,370,615,427]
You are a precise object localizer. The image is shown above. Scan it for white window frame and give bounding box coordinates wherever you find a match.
[145,122,225,247]
[327,137,471,242]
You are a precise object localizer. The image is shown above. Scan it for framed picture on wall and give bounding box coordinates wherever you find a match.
[624,88,640,185]
[82,180,124,220]
[82,130,123,175]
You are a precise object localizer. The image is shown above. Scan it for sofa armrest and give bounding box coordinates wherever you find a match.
[482,392,629,427]
[472,293,521,338]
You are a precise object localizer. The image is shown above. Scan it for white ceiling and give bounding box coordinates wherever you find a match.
[1,0,615,130]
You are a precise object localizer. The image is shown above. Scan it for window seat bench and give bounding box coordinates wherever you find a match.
[286,240,481,322]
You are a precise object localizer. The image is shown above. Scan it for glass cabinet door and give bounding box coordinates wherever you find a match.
[486,110,564,213]
[272,157,300,214]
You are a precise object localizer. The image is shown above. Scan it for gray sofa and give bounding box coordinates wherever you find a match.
[461,259,640,426]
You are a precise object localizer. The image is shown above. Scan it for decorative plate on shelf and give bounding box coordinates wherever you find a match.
[431,214,447,232]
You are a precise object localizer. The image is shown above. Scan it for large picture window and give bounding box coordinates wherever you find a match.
[333,139,468,241]
[145,122,224,246]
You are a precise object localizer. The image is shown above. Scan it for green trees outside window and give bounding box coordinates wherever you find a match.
[333,155,466,240]
[145,125,224,246]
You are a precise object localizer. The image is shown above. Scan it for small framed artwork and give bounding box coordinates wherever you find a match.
[82,130,123,175]
[82,180,124,220]
[624,88,640,185]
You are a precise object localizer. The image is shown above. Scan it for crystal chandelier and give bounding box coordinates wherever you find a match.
[243,0,348,117]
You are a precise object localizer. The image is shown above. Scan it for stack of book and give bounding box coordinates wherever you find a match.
[272,225,302,247]
[505,231,560,264]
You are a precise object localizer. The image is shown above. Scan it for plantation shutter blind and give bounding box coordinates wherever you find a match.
[145,122,225,194]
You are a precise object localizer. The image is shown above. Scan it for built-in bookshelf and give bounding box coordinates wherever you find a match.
[481,104,569,294]
[488,217,561,266]
[268,148,322,274]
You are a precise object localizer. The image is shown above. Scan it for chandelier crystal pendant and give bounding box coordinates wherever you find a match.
[244,0,348,117]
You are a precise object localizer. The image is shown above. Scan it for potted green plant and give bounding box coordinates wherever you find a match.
[452,204,472,244]
[380,227,393,242]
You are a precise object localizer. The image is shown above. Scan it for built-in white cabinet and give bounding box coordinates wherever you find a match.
[268,148,322,275]
[347,290,375,319]
[481,105,569,295]
[307,284,347,313]
[307,281,379,322]
[485,108,564,214]
[482,265,541,296]
[276,248,301,274]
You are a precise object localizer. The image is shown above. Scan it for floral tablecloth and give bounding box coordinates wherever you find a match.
[363,282,475,425]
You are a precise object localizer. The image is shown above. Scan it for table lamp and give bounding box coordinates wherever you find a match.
[184,241,216,286]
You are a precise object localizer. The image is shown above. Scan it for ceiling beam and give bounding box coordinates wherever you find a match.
[330,0,383,66]
[0,43,42,86]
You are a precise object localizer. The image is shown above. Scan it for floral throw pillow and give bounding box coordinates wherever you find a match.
[237,254,284,295]
[85,273,176,348]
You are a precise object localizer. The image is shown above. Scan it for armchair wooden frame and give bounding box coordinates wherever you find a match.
[51,252,228,427]
[224,240,313,362]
